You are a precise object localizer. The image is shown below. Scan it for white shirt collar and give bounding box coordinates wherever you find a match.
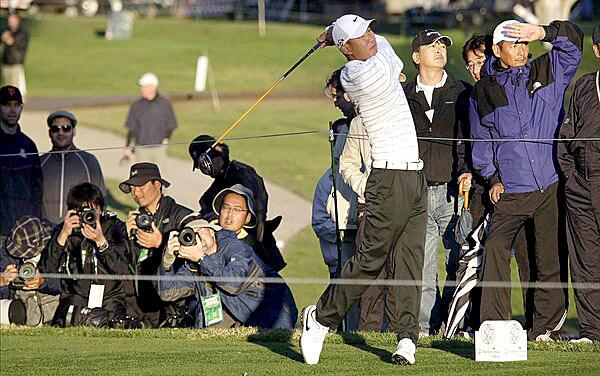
[416,71,448,93]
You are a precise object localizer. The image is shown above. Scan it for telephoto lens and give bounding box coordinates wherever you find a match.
[178,227,197,246]
[18,262,37,281]
[135,211,154,231]
[79,207,97,227]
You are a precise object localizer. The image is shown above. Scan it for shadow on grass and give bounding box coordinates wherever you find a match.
[430,339,475,360]
[247,329,303,363]
[341,332,394,363]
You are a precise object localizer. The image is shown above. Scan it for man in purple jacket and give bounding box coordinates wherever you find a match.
[470,19,582,341]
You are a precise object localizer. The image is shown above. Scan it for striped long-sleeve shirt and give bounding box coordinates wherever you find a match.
[341,34,419,165]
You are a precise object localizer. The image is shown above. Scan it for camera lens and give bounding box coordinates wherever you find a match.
[135,212,153,230]
[83,211,97,225]
[19,262,37,281]
[178,227,197,246]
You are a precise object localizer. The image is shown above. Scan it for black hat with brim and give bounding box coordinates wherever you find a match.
[593,22,600,45]
[412,29,453,51]
[119,162,170,193]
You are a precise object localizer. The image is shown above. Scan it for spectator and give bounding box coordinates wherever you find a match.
[189,134,270,243]
[157,215,297,329]
[302,15,427,366]
[470,20,582,341]
[119,162,193,328]
[212,184,285,273]
[1,13,29,97]
[0,216,60,326]
[404,29,471,336]
[41,110,106,224]
[39,183,131,327]
[123,73,177,164]
[462,33,536,332]
[0,85,42,240]
[557,22,600,344]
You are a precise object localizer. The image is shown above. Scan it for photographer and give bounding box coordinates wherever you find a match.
[211,184,285,272]
[39,183,131,327]
[157,215,297,329]
[0,216,60,326]
[119,162,192,328]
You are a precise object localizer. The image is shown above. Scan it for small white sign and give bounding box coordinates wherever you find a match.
[87,284,105,309]
[475,320,527,362]
[195,56,209,92]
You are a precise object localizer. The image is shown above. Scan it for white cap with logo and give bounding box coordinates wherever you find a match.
[332,14,375,50]
[493,20,521,45]
[138,72,159,87]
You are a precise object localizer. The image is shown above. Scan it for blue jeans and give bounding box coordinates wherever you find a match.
[419,183,462,334]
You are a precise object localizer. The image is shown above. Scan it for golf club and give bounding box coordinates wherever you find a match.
[198,41,323,176]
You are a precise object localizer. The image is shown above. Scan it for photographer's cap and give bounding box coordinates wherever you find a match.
[180,213,222,232]
[411,29,453,51]
[212,184,257,228]
[119,162,171,193]
[332,14,375,50]
[493,20,521,45]
[47,110,78,127]
[5,216,54,258]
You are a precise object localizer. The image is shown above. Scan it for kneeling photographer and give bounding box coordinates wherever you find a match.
[0,216,60,326]
[119,163,192,328]
[39,183,135,328]
[157,214,297,329]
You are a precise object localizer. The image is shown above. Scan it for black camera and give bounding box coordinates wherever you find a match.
[178,227,197,247]
[75,207,97,230]
[135,210,154,232]
[10,259,38,290]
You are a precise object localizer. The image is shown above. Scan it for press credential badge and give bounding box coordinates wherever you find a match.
[88,284,105,308]
[201,292,224,327]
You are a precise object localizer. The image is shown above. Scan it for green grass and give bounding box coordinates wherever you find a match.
[4,15,598,98]
[1,327,598,375]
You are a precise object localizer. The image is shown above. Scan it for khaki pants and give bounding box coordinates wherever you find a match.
[1,64,27,97]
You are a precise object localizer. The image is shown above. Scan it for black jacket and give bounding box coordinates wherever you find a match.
[558,71,600,181]
[199,160,269,225]
[403,74,471,184]
[0,125,43,235]
[127,195,192,324]
[39,214,130,323]
[1,27,28,65]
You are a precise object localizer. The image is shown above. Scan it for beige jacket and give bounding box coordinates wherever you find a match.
[339,116,371,204]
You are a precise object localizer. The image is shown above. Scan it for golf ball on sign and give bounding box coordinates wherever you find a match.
[276,240,285,249]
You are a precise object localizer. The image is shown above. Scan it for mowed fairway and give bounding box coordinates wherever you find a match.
[1,327,598,375]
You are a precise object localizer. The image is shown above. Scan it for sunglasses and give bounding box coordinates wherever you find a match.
[49,124,73,133]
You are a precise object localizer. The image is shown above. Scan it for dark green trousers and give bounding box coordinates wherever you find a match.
[316,168,427,343]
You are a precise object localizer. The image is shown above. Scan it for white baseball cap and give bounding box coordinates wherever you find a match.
[332,14,375,50]
[138,72,159,87]
[493,20,521,45]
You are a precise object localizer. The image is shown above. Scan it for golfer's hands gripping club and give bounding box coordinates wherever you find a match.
[317,26,334,48]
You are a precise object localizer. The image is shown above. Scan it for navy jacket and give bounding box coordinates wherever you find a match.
[470,21,583,193]
[157,230,297,329]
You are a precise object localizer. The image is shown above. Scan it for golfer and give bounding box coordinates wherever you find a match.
[300,14,427,366]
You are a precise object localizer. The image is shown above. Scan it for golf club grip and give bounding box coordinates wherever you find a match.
[210,41,323,148]
[464,189,469,210]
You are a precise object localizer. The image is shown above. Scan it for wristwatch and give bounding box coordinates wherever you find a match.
[97,240,109,253]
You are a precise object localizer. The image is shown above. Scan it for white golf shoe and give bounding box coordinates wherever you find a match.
[391,338,416,365]
[300,305,329,365]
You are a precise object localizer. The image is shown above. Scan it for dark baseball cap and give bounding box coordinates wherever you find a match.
[6,216,55,259]
[593,22,600,45]
[119,162,171,193]
[0,85,23,105]
[412,29,453,52]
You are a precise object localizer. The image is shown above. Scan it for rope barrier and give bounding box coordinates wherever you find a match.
[1,129,598,158]
[3,272,599,290]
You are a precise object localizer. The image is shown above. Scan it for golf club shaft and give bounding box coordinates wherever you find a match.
[211,41,323,147]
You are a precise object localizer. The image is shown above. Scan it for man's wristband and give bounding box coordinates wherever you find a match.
[97,240,109,253]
